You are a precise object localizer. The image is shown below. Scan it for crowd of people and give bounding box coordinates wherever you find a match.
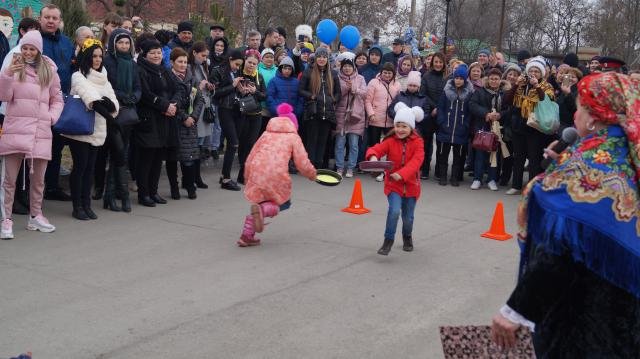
[0,7,631,234]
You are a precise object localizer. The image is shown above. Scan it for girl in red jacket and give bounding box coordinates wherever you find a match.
[366,103,425,255]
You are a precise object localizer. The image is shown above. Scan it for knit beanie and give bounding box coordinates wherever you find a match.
[315,47,330,58]
[393,102,424,129]
[453,63,468,79]
[277,26,287,39]
[177,21,194,33]
[19,30,43,54]
[563,52,579,68]
[139,39,162,58]
[260,48,275,59]
[517,49,531,62]
[478,49,491,57]
[276,102,298,129]
[525,56,546,77]
[300,47,312,54]
[502,63,522,79]
[406,71,421,87]
[278,56,295,71]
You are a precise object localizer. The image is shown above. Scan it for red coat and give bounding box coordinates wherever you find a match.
[366,131,425,198]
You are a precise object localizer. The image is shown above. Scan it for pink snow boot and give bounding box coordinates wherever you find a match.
[251,201,280,233]
[238,215,261,247]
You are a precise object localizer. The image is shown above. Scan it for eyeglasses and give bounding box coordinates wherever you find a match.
[81,38,103,52]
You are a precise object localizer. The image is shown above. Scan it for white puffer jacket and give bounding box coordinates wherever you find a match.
[64,68,119,146]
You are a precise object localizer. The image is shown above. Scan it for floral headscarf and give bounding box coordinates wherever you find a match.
[578,72,640,180]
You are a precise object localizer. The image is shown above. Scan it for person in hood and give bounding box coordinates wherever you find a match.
[258,47,277,119]
[360,45,383,84]
[395,54,415,92]
[267,56,302,119]
[101,28,141,213]
[334,59,367,178]
[208,36,228,72]
[435,63,474,186]
[0,30,64,239]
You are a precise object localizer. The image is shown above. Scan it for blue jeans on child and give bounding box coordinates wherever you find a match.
[473,149,497,183]
[384,192,417,240]
[335,133,360,170]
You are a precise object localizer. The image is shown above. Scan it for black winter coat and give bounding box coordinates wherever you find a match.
[238,71,266,116]
[135,58,181,148]
[387,91,429,119]
[468,80,512,134]
[171,70,204,162]
[557,85,578,133]
[102,53,142,106]
[298,67,341,123]
[211,65,240,110]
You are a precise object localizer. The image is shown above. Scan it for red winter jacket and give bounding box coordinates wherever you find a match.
[366,131,425,198]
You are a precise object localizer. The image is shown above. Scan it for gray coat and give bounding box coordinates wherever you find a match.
[191,63,214,139]
[171,69,204,162]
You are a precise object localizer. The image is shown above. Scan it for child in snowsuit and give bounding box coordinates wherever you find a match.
[238,103,317,247]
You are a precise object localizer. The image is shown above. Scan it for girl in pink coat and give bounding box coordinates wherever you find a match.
[0,31,64,239]
[238,103,317,247]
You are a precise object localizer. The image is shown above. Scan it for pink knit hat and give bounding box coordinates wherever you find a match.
[407,71,421,87]
[19,30,43,54]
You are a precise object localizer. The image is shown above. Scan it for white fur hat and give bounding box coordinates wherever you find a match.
[295,24,313,40]
[393,102,424,129]
[407,71,422,87]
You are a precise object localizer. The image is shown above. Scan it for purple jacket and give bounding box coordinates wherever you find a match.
[335,71,367,136]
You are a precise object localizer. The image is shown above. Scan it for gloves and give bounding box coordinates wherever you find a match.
[92,101,116,125]
[100,96,116,113]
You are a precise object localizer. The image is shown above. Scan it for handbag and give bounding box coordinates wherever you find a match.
[237,95,260,114]
[472,130,499,152]
[202,105,216,124]
[53,95,95,135]
[527,94,560,135]
[343,93,357,123]
[115,106,139,127]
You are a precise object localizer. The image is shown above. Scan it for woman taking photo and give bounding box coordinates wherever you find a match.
[0,31,63,238]
[298,47,341,169]
[211,49,244,191]
[102,28,140,213]
[65,39,119,220]
[506,56,555,195]
[135,39,180,206]
[491,72,640,357]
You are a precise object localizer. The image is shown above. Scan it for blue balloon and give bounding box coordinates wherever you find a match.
[339,25,360,50]
[316,19,338,44]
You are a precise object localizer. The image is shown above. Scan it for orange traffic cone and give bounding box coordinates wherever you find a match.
[481,201,513,241]
[342,179,371,215]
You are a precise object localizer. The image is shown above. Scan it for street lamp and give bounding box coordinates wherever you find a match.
[443,0,451,58]
[576,21,582,54]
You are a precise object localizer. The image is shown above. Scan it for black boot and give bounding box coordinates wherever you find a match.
[103,168,121,212]
[83,205,98,219]
[438,165,448,186]
[402,235,413,252]
[449,177,459,187]
[181,163,197,199]
[170,183,181,200]
[194,159,208,189]
[72,203,89,220]
[377,238,394,255]
[166,160,180,200]
[237,164,245,185]
[138,195,156,207]
[116,167,131,213]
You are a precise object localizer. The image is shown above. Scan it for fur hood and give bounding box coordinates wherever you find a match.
[481,78,512,92]
[295,25,313,40]
[443,78,474,102]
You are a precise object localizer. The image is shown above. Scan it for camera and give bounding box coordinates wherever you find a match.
[523,74,530,82]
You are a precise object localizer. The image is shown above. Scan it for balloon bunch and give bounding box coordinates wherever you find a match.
[404,27,420,56]
[316,19,361,50]
[423,31,438,48]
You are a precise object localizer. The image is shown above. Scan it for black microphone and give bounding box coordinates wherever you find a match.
[541,127,579,170]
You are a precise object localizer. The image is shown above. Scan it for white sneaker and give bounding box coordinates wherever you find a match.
[345,169,354,178]
[376,173,384,182]
[505,188,521,195]
[336,168,344,175]
[27,215,56,233]
[1,218,14,240]
[470,180,481,190]
[488,180,498,191]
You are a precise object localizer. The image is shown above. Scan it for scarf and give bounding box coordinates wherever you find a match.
[517,72,640,299]
[513,80,554,119]
[115,51,133,95]
[396,55,414,77]
[172,68,186,80]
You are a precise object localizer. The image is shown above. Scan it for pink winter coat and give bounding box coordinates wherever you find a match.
[335,71,367,136]
[365,75,400,129]
[244,117,316,205]
[0,57,63,160]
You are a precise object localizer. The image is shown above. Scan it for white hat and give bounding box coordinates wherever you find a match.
[335,51,355,64]
[407,71,421,87]
[393,102,424,129]
[260,48,275,59]
[525,56,546,77]
[295,24,313,40]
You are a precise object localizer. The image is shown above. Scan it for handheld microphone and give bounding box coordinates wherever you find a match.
[541,127,579,170]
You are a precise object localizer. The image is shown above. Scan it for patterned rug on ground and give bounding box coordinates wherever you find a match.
[440,325,535,359]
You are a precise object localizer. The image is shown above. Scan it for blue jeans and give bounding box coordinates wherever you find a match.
[384,192,417,240]
[473,149,497,182]
[334,133,360,170]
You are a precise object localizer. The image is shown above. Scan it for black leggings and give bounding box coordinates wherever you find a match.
[237,114,262,179]
[367,125,392,148]
[219,107,241,179]
[436,141,467,181]
[135,147,164,197]
[304,119,333,168]
[511,130,552,189]
[68,139,98,208]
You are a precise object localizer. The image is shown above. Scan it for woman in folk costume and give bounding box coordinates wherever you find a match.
[491,72,640,357]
